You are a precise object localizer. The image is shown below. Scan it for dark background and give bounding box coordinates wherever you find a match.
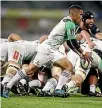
[1,1,102,40]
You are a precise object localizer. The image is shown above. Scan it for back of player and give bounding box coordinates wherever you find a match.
[8,40,39,65]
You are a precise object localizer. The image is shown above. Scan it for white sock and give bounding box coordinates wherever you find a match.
[56,70,71,90]
[90,85,95,93]
[20,79,27,86]
[1,74,14,85]
[42,78,57,92]
[29,80,41,88]
[7,69,27,89]
[65,80,76,90]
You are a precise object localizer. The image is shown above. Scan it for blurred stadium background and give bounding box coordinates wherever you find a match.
[1,1,102,41]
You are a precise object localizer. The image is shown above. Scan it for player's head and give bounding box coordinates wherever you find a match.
[82,11,94,27]
[69,5,83,24]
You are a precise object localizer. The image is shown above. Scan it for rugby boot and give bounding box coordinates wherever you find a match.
[2,86,10,98]
[89,91,102,97]
[54,89,69,98]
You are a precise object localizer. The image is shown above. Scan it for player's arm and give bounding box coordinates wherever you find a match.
[78,21,94,45]
[65,21,84,55]
[81,30,96,48]
[65,21,92,62]
[81,29,95,43]
[8,33,22,42]
[63,41,70,54]
[75,33,83,41]
[81,30,92,44]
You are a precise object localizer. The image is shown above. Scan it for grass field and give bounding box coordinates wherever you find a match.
[1,93,102,108]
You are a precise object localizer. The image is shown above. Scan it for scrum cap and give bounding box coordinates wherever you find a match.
[82,12,94,21]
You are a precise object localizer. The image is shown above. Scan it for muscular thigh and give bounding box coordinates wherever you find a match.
[53,57,73,71]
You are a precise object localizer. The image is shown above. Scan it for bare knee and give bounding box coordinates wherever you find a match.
[71,74,84,87]
[54,57,73,72]
[6,64,20,76]
[24,64,39,76]
[51,66,62,80]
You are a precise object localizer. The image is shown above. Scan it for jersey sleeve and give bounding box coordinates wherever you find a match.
[65,21,81,54]
[65,21,76,40]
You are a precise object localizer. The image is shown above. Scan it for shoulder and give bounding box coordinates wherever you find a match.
[65,21,75,29]
[89,24,100,34]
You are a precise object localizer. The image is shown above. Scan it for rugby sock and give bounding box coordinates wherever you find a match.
[65,80,76,90]
[1,73,14,85]
[7,69,27,89]
[55,70,71,90]
[90,85,95,93]
[42,78,57,92]
[29,80,41,88]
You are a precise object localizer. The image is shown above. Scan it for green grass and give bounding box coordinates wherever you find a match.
[1,94,102,108]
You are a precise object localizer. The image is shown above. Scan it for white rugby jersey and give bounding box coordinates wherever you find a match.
[41,16,73,50]
[58,44,65,54]
[0,38,8,44]
[15,40,39,60]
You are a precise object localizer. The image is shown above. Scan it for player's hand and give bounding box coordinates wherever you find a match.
[88,42,96,49]
[83,52,93,63]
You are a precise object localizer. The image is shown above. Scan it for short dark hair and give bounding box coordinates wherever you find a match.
[69,5,83,11]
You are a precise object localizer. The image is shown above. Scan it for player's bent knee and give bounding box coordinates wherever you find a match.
[51,66,62,76]
[75,70,86,81]
[6,64,20,75]
[76,80,81,87]
[51,66,62,80]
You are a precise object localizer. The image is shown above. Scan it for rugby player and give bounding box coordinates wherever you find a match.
[78,12,102,96]
[1,35,48,97]
[78,11,102,48]
[3,5,92,98]
[0,33,22,68]
[63,12,102,96]
[78,11,102,96]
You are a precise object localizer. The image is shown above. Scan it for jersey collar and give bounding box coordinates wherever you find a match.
[66,16,72,21]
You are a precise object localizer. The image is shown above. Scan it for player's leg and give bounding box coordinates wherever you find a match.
[2,42,23,86]
[2,42,24,98]
[52,49,75,92]
[89,68,98,94]
[3,48,53,98]
[29,66,49,89]
[53,56,73,97]
[42,66,60,92]
[98,72,102,93]
[64,56,91,93]
[81,67,102,97]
